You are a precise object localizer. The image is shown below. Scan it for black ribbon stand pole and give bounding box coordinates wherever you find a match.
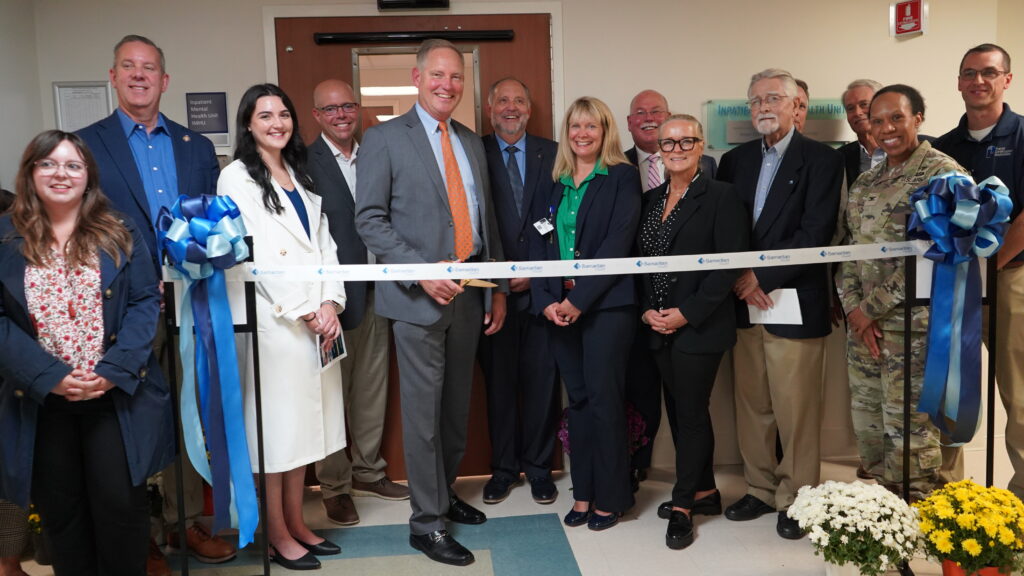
[164,236,271,575]
[900,251,999,576]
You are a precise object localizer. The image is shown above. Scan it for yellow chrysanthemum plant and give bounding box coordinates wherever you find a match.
[27,503,42,534]
[788,481,919,576]
[915,479,1024,574]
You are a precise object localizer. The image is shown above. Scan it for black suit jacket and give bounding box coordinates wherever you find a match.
[839,135,933,188]
[638,177,749,354]
[838,140,862,189]
[625,146,718,181]
[528,163,641,315]
[77,112,220,271]
[307,136,370,330]
[717,130,842,339]
[484,133,558,312]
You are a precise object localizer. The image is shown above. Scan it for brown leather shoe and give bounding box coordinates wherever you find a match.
[352,477,410,501]
[323,493,360,525]
[166,522,236,564]
[147,539,171,576]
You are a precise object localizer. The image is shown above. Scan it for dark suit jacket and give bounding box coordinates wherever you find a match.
[717,130,842,339]
[0,217,174,507]
[483,133,557,312]
[307,136,370,330]
[355,106,506,326]
[638,178,749,353]
[838,140,862,190]
[77,112,220,270]
[839,135,934,188]
[528,163,641,315]
[625,146,718,181]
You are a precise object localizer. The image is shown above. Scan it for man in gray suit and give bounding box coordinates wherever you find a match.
[355,39,507,567]
[307,79,410,528]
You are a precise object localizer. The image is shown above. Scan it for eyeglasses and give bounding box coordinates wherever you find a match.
[959,68,1008,81]
[317,103,359,116]
[629,108,667,119]
[35,159,87,177]
[746,94,787,109]
[658,137,703,152]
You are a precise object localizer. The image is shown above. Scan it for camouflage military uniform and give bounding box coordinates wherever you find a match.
[840,141,965,498]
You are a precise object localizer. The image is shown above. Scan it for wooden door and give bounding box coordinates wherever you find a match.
[275,13,554,480]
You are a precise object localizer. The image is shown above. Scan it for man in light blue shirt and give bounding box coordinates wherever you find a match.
[77,34,233,574]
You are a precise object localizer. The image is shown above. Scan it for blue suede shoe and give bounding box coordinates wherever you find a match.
[563,507,591,527]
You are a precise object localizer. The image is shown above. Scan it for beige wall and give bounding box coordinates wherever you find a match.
[3,0,1019,474]
[20,0,1019,155]
[0,0,41,190]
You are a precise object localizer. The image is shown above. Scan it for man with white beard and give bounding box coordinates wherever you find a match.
[716,68,843,541]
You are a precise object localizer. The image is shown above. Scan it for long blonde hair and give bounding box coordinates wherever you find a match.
[12,130,132,267]
[553,96,629,179]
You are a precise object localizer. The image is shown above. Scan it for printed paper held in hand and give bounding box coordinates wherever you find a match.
[747,288,803,325]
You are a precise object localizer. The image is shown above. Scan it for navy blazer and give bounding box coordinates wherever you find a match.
[484,133,558,312]
[307,136,370,330]
[717,130,842,339]
[638,177,749,354]
[625,146,718,181]
[528,163,641,315]
[77,112,220,271]
[0,216,173,507]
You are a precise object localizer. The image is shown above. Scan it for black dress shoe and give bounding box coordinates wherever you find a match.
[587,511,620,531]
[409,530,474,566]
[666,511,694,550]
[563,507,591,527]
[724,494,775,521]
[528,476,558,504]
[630,468,646,493]
[658,491,723,519]
[446,495,487,524]
[777,511,806,540]
[482,475,522,504]
[270,547,321,570]
[298,537,341,556]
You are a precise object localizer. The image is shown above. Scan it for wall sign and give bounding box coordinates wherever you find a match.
[703,99,853,150]
[186,92,230,147]
[891,0,927,38]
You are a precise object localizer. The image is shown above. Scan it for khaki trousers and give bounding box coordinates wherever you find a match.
[316,291,390,498]
[733,326,824,510]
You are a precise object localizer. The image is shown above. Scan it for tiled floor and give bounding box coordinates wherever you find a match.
[19,460,957,575]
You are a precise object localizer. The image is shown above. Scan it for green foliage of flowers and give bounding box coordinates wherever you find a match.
[788,481,918,576]
[915,479,1024,574]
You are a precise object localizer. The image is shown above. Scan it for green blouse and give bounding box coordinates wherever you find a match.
[556,164,607,261]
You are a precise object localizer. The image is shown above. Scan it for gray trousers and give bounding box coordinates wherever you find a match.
[391,288,483,535]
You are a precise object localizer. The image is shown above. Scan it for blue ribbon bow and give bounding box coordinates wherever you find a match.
[908,171,1012,445]
[157,195,258,547]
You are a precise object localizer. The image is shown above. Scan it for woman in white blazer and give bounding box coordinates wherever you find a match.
[217,84,346,571]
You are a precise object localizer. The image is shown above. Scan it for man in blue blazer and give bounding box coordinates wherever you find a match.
[355,39,507,567]
[307,79,409,527]
[716,69,842,541]
[76,35,232,571]
[478,77,560,506]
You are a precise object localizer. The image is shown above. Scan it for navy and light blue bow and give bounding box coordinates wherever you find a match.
[908,171,1012,445]
[157,195,258,547]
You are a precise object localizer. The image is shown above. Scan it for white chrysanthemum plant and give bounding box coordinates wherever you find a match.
[787,481,920,576]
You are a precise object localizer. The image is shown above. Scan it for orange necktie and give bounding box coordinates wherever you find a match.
[438,121,473,261]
